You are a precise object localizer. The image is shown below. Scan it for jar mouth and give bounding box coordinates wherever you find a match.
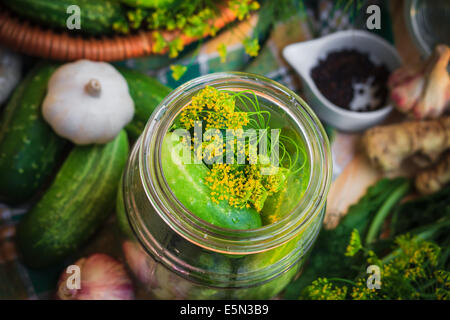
[138,72,332,254]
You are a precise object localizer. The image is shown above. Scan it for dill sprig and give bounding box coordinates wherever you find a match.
[173,86,307,212]
[301,231,450,300]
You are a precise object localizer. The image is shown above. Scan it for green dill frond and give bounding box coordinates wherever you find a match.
[345,229,363,257]
[302,236,449,300]
[300,278,348,300]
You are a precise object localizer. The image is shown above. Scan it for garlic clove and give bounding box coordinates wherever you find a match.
[389,72,425,113]
[388,45,450,119]
[56,253,135,300]
[413,45,450,119]
[388,64,420,88]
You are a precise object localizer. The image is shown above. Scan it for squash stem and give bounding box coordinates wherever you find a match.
[85,79,101,97]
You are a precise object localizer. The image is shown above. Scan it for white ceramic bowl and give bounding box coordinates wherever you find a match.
[283,30,402,132]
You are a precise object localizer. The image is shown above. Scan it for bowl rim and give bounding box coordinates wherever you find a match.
[284,29,402,120]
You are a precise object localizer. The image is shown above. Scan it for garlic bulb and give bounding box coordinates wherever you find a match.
[388,45,450,119]
[57,253,135,300]
[43,60,134,145]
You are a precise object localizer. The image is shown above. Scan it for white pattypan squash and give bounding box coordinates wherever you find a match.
[42,60,134,145]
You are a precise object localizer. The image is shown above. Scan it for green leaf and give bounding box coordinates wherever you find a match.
[243,37,260,57]
[168,38,184,58]
[284,177,409,299]
[390,185,450,237]
[170,64,187,81]
[217,43,227,63]
[345,229,362,257]
[153,31,167,53]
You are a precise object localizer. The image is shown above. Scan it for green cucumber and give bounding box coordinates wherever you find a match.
[2,0,125,35]
[161,132,262,230]
[118,67,171,140]
[261,129,310,224]
[0,63,68,205]
[261,170,308,225]
[17,131,129,268]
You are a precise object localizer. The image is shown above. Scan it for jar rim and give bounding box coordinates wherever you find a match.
[137,72,332,254]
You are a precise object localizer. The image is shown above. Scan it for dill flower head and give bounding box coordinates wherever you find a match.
[302,235,449,300]
[301,278,348,300]
[179,86,249,130]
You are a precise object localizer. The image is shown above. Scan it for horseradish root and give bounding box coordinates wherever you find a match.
[362,117,450,171]
[415,152,450,195]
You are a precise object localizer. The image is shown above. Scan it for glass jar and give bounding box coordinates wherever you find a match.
[117,72,332,299]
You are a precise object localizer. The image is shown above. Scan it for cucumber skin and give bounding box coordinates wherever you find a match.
[162,132,262,230]
[17,131,129,268]
[0,64,68,205]
[118,67,171,140]
[2,0,125,35]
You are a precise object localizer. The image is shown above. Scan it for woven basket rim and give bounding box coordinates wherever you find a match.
[0,6,237,62]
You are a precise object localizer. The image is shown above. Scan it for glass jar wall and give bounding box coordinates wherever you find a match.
[117,72,332,299]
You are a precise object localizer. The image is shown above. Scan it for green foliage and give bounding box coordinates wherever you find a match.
[301,278,348,300]
[365,180,411,244]
[114,0,261,72]
[301,235,450,300]
[254,0,307,39]
[112,19,130,34]
[153,31,167,53]
[168,38,184,58]
[127,8,148,29]
[288,176,450,300]
[243,37,260,57]
[229,0,260,20]
[116,0,259,44]
[170,64,187,81]
[330,0,365,23]
[284,178,417,299]
[390,184,450,237]
[217,43,227,63]
[345,229,362,257]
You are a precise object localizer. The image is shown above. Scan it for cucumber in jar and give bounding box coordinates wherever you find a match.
[161,132,262,230]
[260,127,310,225]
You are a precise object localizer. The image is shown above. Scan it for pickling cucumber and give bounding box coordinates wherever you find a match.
[17,131,129,268]
[161,132,262,230]
[118,67,171,140]
[2,0,125,35]
[261,171,308,225]
[0,63,68,205]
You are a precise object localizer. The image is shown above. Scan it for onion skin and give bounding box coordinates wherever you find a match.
[57,253,135,300]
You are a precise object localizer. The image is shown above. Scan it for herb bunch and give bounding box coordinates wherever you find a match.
[301,231,449,300]
[284,179,450,300]
[173,86,306,213]
[114,0,260,59]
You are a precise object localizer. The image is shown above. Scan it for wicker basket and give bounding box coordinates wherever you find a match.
[0,6,237,62]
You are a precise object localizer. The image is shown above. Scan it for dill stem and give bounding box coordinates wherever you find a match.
[327,278,357,286]
[365,180,411,244]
